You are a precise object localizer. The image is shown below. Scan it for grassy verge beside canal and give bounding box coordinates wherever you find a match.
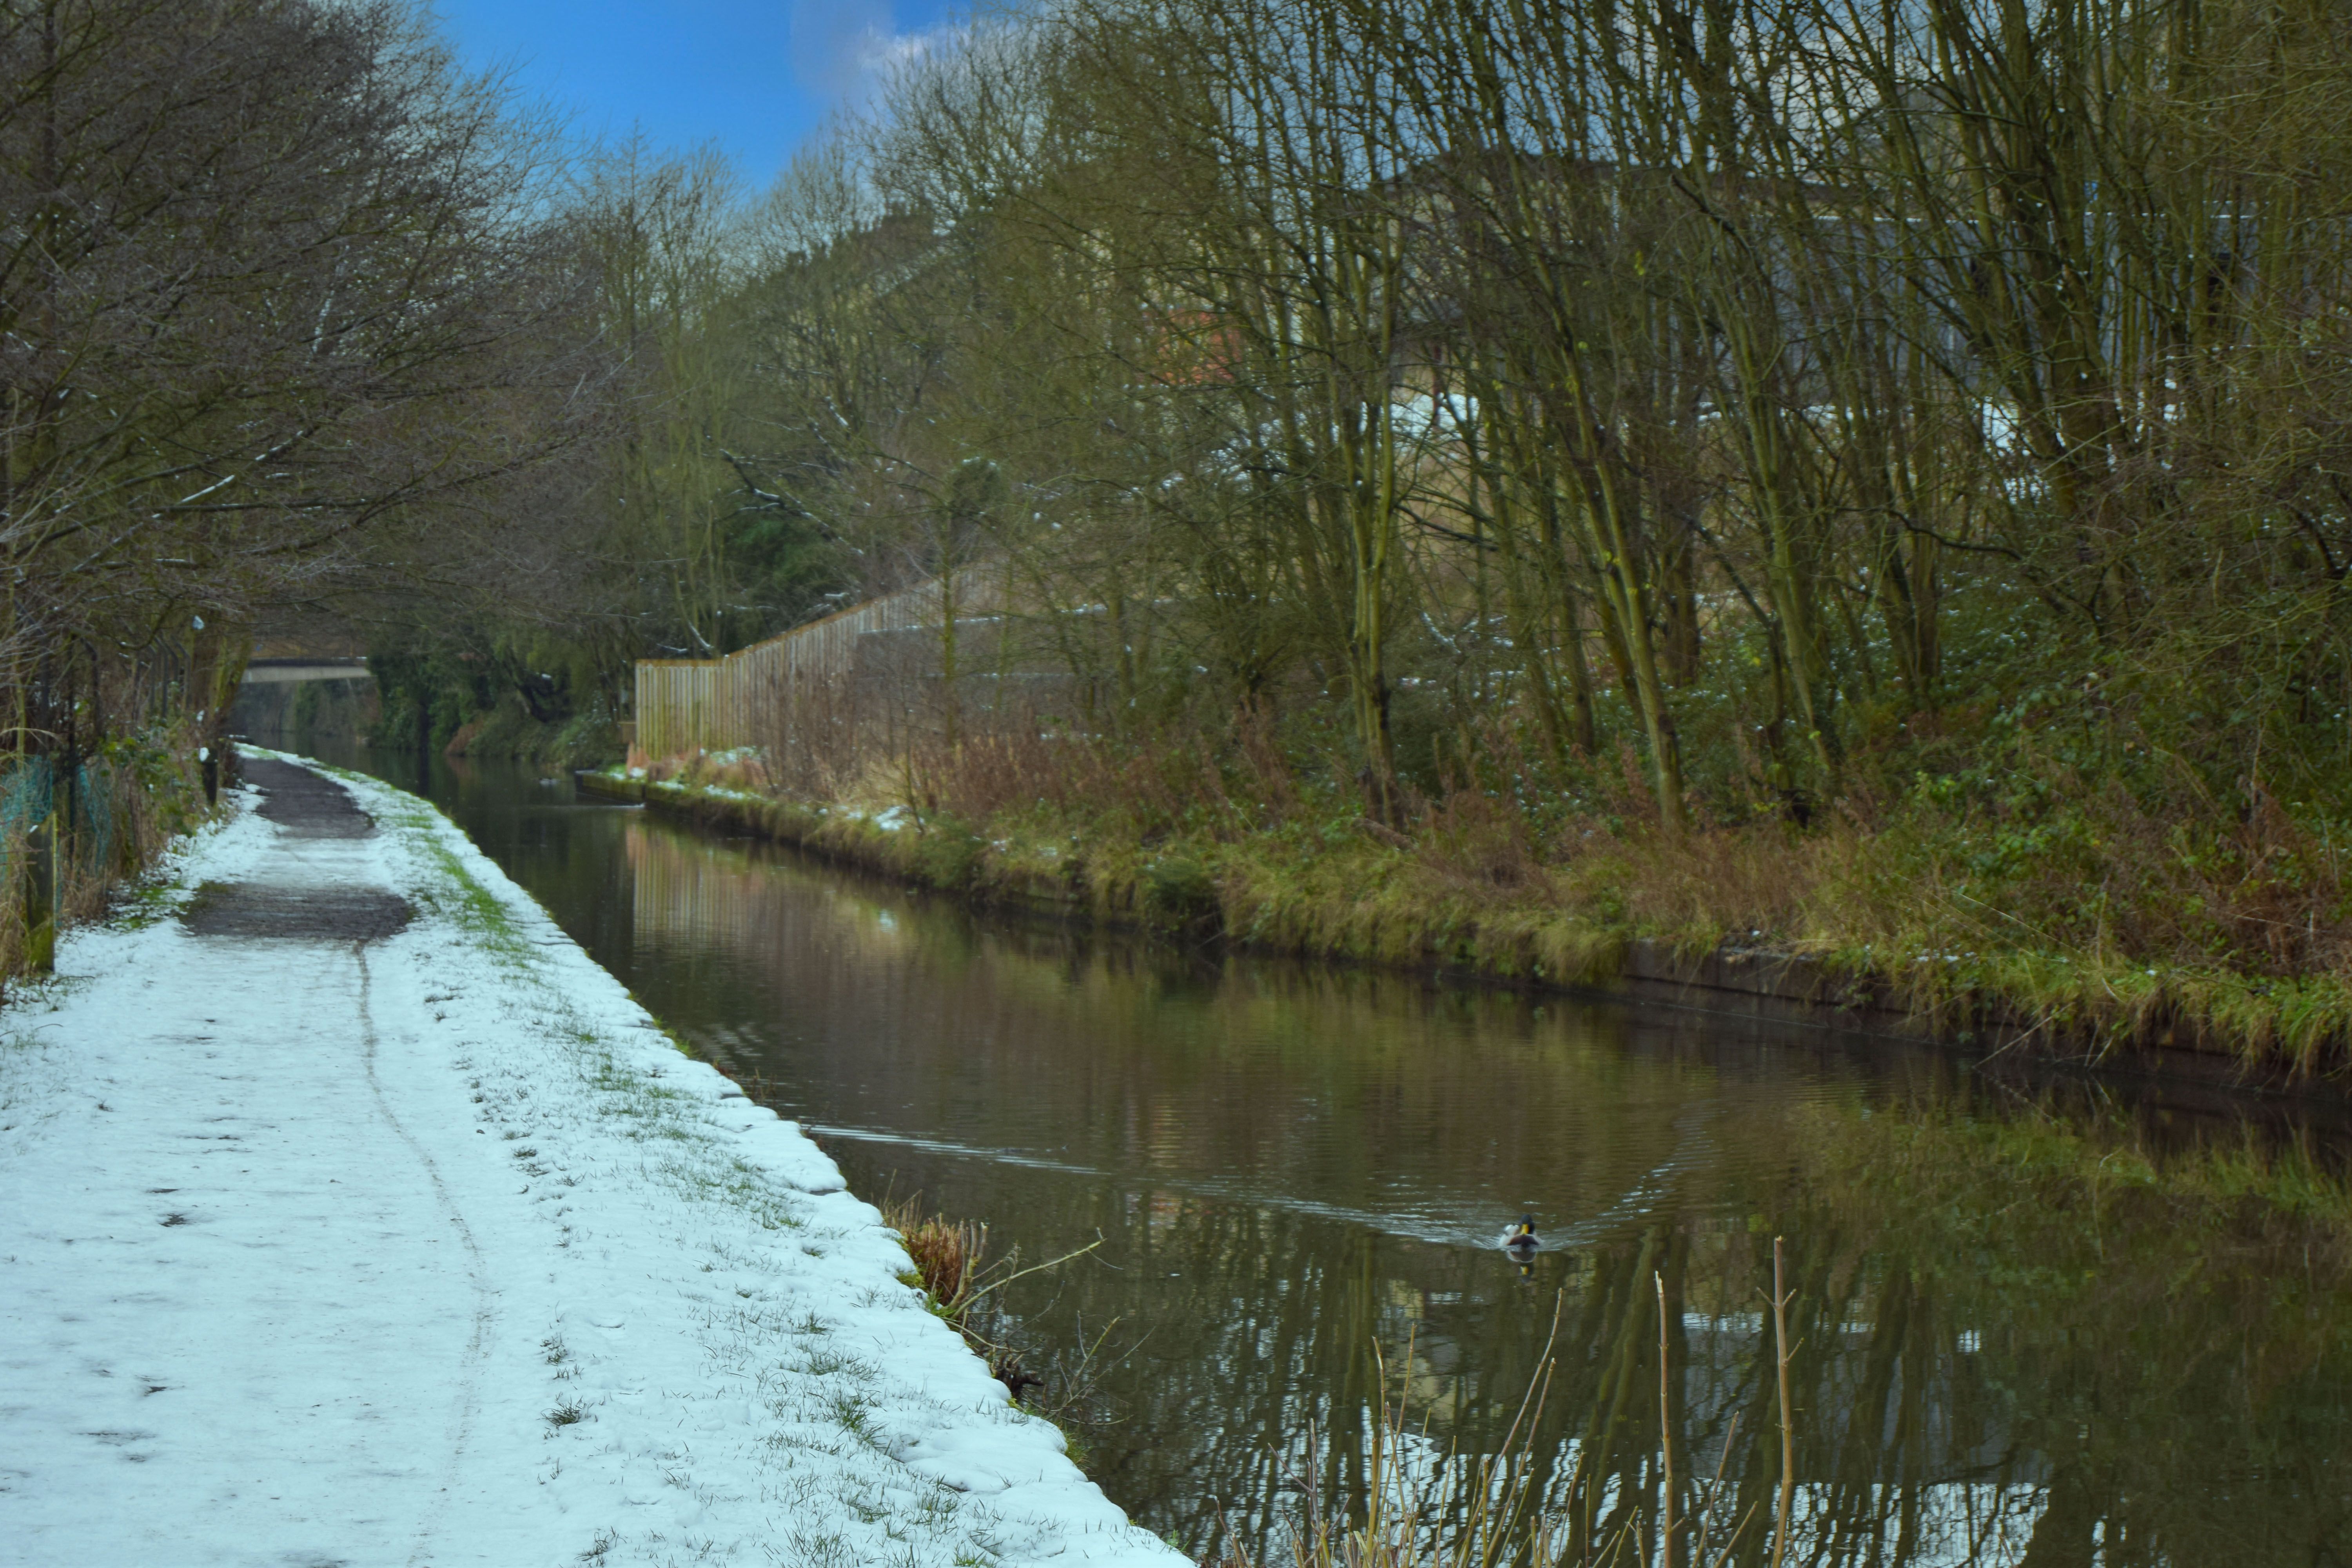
[584,753,2352,1086]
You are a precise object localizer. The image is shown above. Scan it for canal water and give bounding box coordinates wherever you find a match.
[276,737,2352,1564]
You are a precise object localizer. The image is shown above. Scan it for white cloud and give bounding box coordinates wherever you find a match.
[788,1,956,106]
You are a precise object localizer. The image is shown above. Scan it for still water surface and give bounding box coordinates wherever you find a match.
[295,739,2352,1563]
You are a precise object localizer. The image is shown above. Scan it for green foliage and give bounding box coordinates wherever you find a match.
[1141,857,1220,933]
[912,819,985,892]
[365,636,624,768]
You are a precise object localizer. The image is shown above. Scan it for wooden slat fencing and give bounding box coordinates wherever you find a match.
[633,571,1000,760]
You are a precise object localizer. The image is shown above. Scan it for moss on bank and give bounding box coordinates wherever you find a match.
[583,763,2352,1086]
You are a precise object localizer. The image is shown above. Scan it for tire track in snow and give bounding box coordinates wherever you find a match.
[354,941,492,1568]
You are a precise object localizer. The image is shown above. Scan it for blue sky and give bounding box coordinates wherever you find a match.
[431,0,963,187]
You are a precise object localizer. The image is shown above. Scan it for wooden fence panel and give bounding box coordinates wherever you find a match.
[631,571,1000,762]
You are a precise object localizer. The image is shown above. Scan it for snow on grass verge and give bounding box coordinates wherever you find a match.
[0,751,1182,1568]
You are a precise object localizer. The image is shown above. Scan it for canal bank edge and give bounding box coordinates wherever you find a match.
[304,757,1191,1566]
[579,768,2347,1095]
[0,749,1185,1567]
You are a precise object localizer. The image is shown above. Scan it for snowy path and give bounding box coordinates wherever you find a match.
[0,757,1183,1568]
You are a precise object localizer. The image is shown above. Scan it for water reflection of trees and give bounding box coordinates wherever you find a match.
[923,1151,2350,1564]
[609,813,2352,1564]
[1062,1191,2350,1563]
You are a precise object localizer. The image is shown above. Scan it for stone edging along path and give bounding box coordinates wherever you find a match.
[580,769,2347,1100]
[0,753,1181,1568]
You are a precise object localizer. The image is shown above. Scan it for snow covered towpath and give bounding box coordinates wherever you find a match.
[0,755,1184,1568]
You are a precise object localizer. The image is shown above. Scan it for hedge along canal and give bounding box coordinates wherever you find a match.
[288,734,2352,1564]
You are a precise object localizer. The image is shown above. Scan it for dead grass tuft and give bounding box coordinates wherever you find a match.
[884,1194,986,1315]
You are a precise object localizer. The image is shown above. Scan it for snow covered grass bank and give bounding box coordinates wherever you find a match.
[0,752,1182,1567]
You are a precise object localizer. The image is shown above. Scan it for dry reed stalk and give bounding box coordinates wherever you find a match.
[1771,1236,1795,1568]
[1657,1271,1676,1568]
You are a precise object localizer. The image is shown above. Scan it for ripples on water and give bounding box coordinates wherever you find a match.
[296,739,2352,1563]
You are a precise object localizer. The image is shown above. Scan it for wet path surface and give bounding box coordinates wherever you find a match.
[292,740,2352,1563]
[244,755,379,837]
[180,759,413,941]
